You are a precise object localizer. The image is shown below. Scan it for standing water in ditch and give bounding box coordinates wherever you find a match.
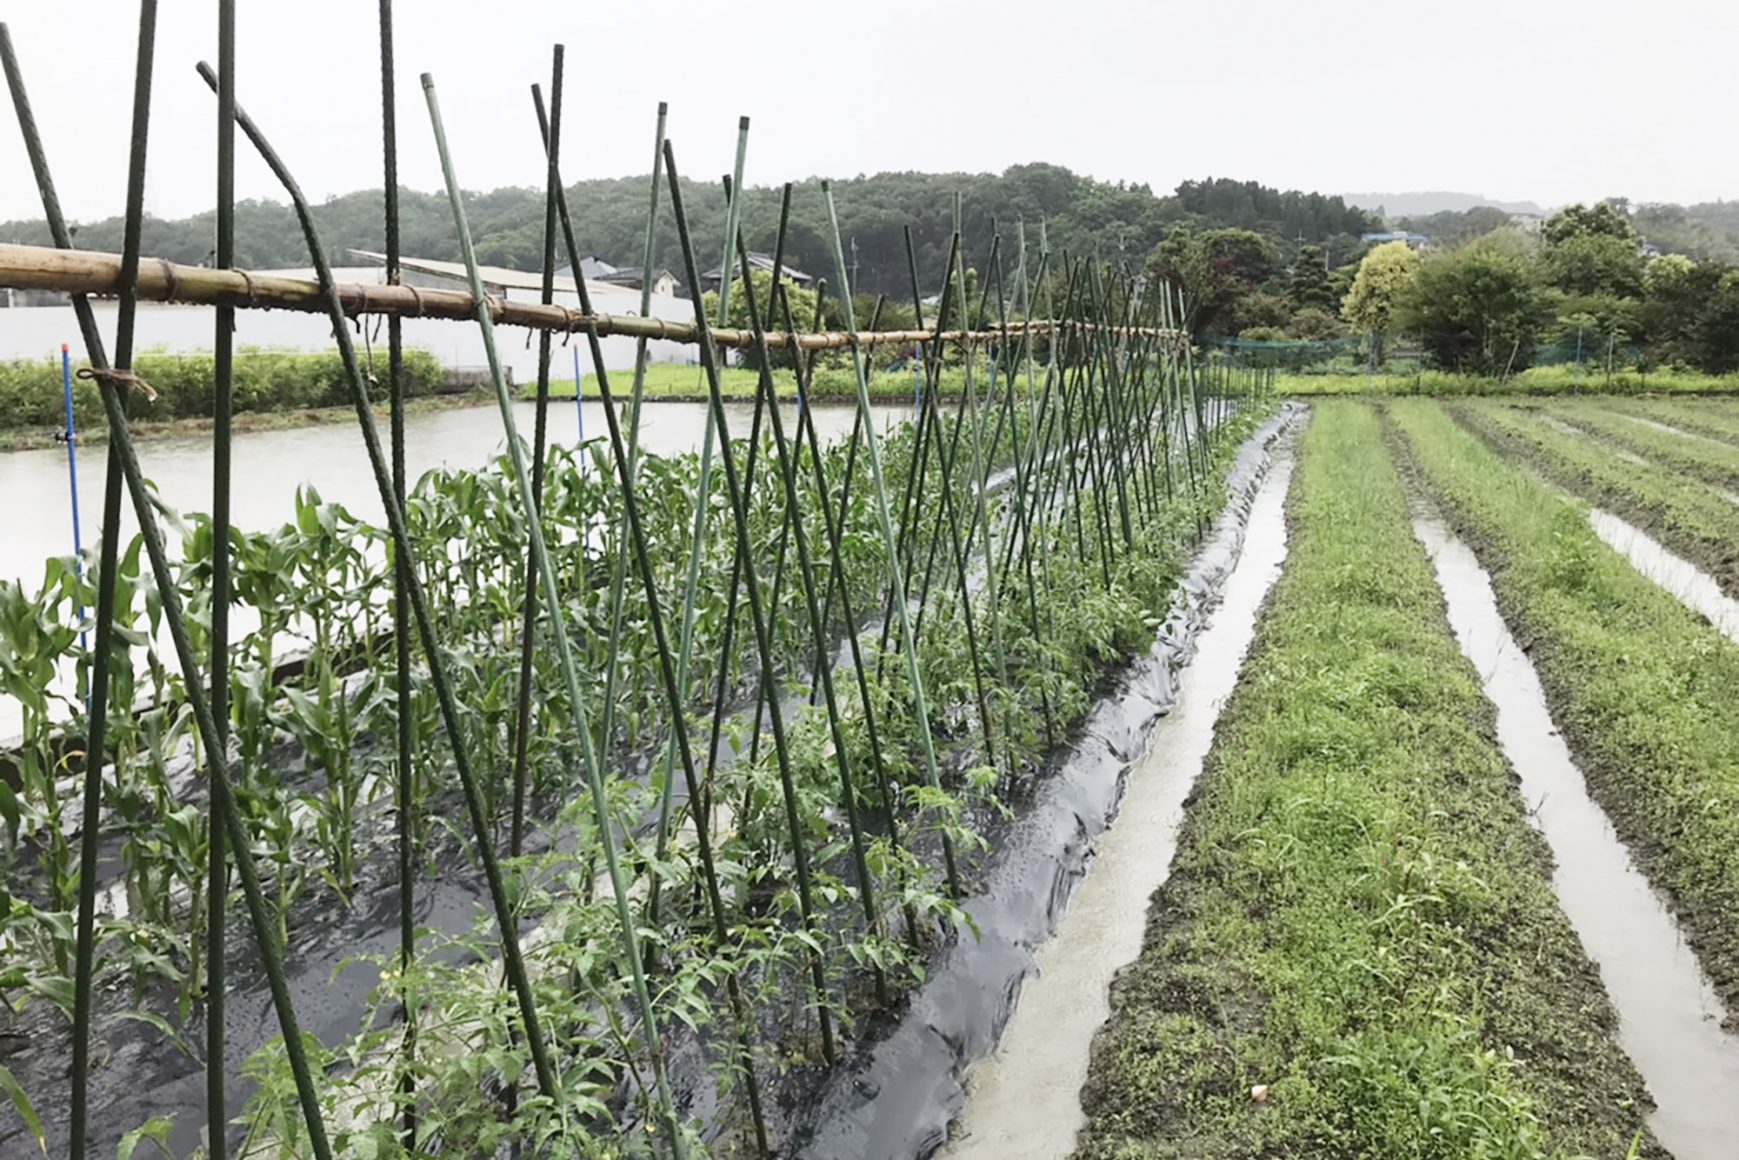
[1414,513,1739,1160]
[937,424,1297,1159]
[1586,509,1739,642]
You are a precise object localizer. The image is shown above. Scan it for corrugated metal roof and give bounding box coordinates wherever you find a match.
[349,249,581,294]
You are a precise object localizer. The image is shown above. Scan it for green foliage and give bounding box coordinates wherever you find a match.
[1286,306,1344,340]
[1341,240,1421,338]
[0,347,446,432]
[1543,200,1637,246]
[1393,205,1513,246]
[1541,232,1642,297]
[1150,227,1279,337]
[1286,245,1335,311]
[1399,234,1546,375]
[0,1064,45,1155]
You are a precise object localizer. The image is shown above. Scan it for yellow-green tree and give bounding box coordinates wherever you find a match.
[1342,241,1421,362]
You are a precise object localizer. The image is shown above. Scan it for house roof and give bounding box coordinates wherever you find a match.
[555,257,620,281]
[597,267,677,287]
[349,249,579,293]
[700,251,814,284]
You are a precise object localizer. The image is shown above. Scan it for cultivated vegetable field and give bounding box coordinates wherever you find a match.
[6,6,1739,1160]
[0,7,1279,1156]
[1080,395,1739,1159]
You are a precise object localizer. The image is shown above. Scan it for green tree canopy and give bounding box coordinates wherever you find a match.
[1399,234,1547,375]
[1541,232,1643,298]
[1148,227,1279,338]
[1287,245,1335,311]
[1543,201,1637,246]
[1341,241,1421,337]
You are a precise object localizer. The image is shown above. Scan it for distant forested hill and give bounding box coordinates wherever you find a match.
[0,167,1379,298]
[1343,191,1546,217]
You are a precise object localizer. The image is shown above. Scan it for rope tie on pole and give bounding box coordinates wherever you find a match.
[156,256,178,301]
[77,365,158,401]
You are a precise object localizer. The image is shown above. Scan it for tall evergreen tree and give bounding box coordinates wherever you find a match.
[1288,245,1335,310]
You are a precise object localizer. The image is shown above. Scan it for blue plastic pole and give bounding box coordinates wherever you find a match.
[60,342,87,655]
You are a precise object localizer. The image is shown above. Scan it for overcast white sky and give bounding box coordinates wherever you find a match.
[3,0,1737,225]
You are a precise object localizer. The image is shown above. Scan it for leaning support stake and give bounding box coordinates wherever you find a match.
[665,138,840,1063]
[419,71,683,1153]
[530,91,772,1154]
[194,56,570,1128]
[822,181,962,897]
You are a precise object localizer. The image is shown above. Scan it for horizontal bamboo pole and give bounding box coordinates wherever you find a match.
[0,242,1184,351]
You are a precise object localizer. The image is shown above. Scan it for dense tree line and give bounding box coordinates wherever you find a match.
[1341,202,1739,376]
[0,168,1378,302]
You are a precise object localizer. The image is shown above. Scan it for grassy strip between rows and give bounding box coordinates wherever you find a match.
[1453,400,1739,600]
[1077,400,1652,1160]
[1602,394,1739,447]
[1522,397,1739,492]
[1277,366,1739,397]
[1391,396,1739,1031]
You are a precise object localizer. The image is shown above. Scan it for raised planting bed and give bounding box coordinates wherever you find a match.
[1391,397,1739,1031]
[1451,400,1739,600]
[1076,400,1657,1159]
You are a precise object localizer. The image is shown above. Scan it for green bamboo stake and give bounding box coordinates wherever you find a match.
[733,232,889,1005]
[874,231,957,672]
[510,53,564,859]
[955,229,1009,710]
[986,242,1054,747]
[556,100,664,817]
[698,187,802,829]
[665,142,841,1065]
[16,5,160,1151]
[822,181,961,897]
[374,2,416,1145]
[420,72,683,1153]
[776,279,918,946]
[651,117,750,884]
[208,5,234,1156]
[531,97,771,1155]
[593,100,667,792]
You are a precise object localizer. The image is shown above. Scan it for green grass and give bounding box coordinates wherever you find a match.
[1453,400,1739,598]
[1601,394,1739,446]
[1078,400,1653,1159]
[1392,397,1739,1035]
[1530,397,1739,492]
[534,363,758,400]
[1278,365,1739,397]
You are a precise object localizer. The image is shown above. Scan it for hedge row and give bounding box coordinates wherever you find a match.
[0,347,447,431]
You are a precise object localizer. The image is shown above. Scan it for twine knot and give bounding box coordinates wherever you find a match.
[76,366,158,402]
